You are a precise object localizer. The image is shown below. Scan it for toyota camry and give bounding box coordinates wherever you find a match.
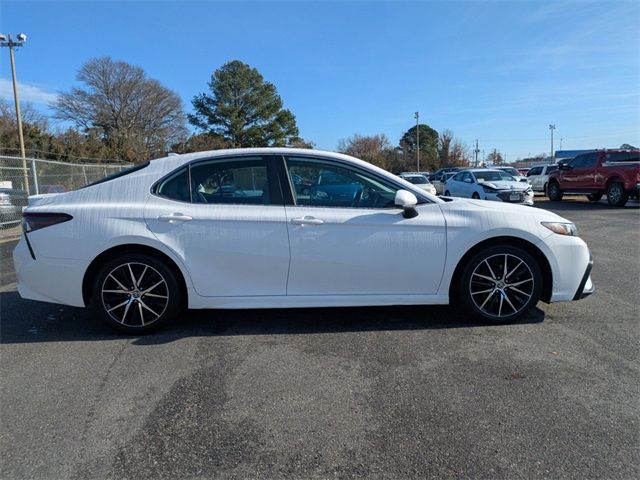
[13,148,594,333]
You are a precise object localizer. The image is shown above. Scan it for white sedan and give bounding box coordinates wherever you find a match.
[398,173,437,195]
[14,148,593,333]
[444,169,535,205]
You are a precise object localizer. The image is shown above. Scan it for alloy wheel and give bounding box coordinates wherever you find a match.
[469,253,535,318]
[101,262,169,327]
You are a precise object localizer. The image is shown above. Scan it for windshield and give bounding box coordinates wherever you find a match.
[474,170,515,182]
[500,167,520,176]
[405,175,428,184]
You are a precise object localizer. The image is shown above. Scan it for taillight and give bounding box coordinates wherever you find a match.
[23,212,73,232]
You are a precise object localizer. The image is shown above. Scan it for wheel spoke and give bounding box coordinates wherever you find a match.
[137,302,145,325]
[502,292,517,313]
[121,300,132,324]
[144,293,168,299]
[107,299,129,313]
[484,259,497,280]
[127,263,137,288]
[473,272,495,282]
[479,290,496,310]
[509,278,533,287]
[142,280,165,295]
[471,288,494,295]
[498,293,504,316]
[136,266,148,289]
[506,260,523,280]
[108,274,129,292]
[508,285,532,298]
[139,299,160,319]
[503,254,508,280]
[102,289,130,294]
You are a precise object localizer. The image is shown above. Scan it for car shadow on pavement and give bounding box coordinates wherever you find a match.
[534,197,640,211]
[0,291,545,346]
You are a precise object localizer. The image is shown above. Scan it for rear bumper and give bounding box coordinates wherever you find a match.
[13,237,87,307]
[573,251,595,300]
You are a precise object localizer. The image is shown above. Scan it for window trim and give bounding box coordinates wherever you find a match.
[278,154,432,209]
[151,154,285,206]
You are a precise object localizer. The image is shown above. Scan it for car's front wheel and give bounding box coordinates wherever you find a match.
[458,245,542,323]
[444,190,451,196]
[93,253,182,333]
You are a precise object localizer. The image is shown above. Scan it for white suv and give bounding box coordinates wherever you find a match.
[527,164,559,194]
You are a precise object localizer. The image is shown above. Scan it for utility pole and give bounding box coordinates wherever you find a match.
[549,124,556,162]
[414,112,420,172]
[0,33,29,193]
[559,138,563,150]
[474,139,479,167]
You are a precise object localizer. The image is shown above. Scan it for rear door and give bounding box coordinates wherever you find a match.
[144,155,290,297]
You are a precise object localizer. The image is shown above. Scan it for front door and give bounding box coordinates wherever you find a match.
[281,155,447,296]
[144,156,290,297]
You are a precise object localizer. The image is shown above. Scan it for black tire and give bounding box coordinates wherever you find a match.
[457,245,542,323]
[92,253,182,333]
[606,182,628,207]
[547,181,563,201]
[472,192,480,199]
[543,182,548,196]
[587,192,602,202]
[444,190,451,196]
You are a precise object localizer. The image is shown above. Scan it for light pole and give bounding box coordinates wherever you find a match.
[414,111,420,172]
[549,124,556,162]
[0,33,29,193]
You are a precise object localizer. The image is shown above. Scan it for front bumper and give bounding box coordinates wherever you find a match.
[573,251,595,300]
[483,189,534,206]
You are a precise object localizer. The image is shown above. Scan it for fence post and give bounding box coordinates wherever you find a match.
[82,165,88,185]
[31,159,40,195]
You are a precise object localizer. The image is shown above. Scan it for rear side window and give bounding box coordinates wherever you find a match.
[546,165,558,174]
[605,152,640,162]
[156,167,190,202]
[527,167,542,176]
[190,157,271,205]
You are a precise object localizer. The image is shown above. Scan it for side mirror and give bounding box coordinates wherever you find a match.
[395,190,418,218]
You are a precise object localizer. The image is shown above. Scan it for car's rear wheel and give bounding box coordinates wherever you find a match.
[472,192,480,199]
[458,245,542,323]
[587,192,602,202]
[93,253,182,333]
[606,182,628,207]
[547,181,563,201]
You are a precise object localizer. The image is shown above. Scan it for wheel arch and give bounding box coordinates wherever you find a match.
[449,236,552,303]
[82,243,189,308]
[605,175,624,189]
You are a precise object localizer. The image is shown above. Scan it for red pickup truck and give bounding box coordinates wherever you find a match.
[547,149,640,206]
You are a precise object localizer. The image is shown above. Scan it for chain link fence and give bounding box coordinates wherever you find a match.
[0,155,131,194]
[0,155,130,235]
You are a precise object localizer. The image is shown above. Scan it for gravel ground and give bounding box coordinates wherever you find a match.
[0,196,638,479]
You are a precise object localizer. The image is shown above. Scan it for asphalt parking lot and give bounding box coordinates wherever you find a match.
[1,196,638,479]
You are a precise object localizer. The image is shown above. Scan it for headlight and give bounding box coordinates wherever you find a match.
[541,221,578,236]
[482,186,496,193]
[0,194,11,206]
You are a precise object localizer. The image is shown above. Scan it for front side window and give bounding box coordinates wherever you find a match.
[571,153,597,169]
[285,157,406,208]
[190,157,271,205]
[452,172,464,182]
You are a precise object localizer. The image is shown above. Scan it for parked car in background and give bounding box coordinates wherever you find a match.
[428,167,461,182]
[40,185,67,194]
[526,164,559,194]
[517,168,530,176]
[444,169,534,205]
[291,174,313,196]
[547,149,640,206]
[495,166,529,184]
[0,188,28,228]
[14,148,593,333]
[432,171,457,195]
[399,173,436,195]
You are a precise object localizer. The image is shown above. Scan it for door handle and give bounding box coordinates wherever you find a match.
[158,213,193,223]
[290,216,325,226]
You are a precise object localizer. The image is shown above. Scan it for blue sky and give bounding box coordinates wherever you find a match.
[1,0,639,161]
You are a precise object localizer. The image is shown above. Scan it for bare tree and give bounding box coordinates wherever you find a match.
[486,148,504,165]
[53,57,187,161]
[338,134,402,172]
[438,129,454,166]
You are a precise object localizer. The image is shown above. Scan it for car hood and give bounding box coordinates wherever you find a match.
[478,180,529,191]
[437,196,569,222]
